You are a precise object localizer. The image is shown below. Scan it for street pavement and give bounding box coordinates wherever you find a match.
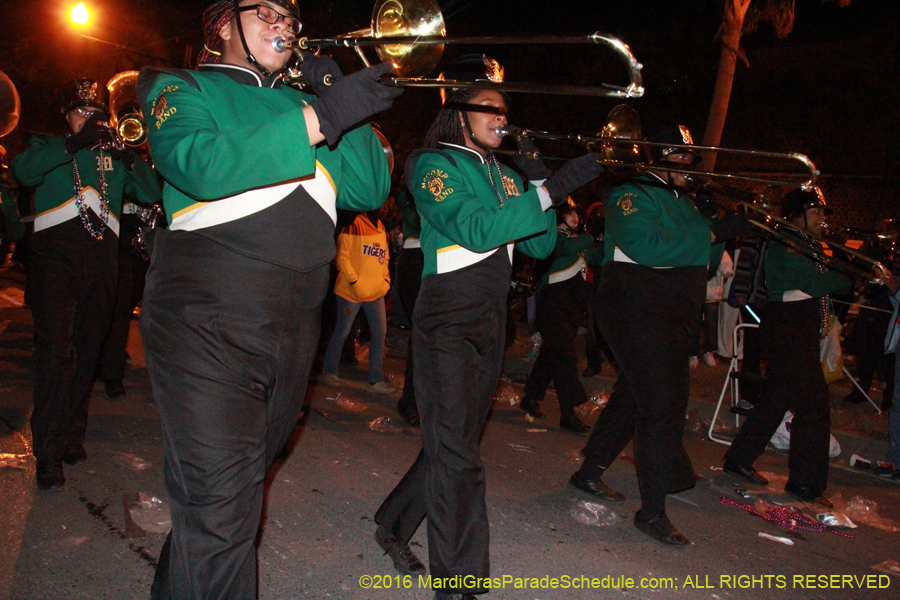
[1,262,899,600]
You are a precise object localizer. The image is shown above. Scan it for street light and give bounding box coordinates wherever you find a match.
[71,3,90,26]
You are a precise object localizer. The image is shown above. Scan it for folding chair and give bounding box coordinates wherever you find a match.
[708,323,759,446]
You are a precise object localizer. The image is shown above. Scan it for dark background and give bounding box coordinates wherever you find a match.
[1,0,898,228]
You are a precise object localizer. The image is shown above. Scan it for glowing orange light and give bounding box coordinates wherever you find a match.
[71,3,89,25]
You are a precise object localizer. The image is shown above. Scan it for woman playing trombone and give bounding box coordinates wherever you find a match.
[373,55,602,599]
[137,1,402,597]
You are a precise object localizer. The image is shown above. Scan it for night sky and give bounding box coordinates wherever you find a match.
[1,1,898,223]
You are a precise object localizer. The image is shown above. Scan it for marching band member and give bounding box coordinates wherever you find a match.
[373,55,602,599]
[11,78,160,491]
[394,178,425,426]
[571,125,752,545]
[724,187,852,508]
[520,200,596,433]
[136,0,401,597]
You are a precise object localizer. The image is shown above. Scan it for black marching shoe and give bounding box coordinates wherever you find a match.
[568,471,625,502]
[582,365,602,378]
[520,397,544,419]
[62,446,88,465]
[36,460,65,491]
[843,391,867,405]
[397,400,420,427]
[559,414,590,433]
[375,525,426,575]
[634,511,689,546]
[104,379,126,399]
[784,482,833,509]
[434,594,477,600]
[723,461,768,485]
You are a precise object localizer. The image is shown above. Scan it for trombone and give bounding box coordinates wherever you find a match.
[498,105,821,188]
[741,200,887,285]
[505,103,885,284]
[275,0,644,98]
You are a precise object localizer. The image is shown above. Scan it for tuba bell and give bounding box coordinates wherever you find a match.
[0,69,21,139]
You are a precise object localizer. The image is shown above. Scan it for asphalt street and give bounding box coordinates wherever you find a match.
[1,262,899,600]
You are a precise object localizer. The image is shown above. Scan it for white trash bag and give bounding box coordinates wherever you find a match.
[770,411,841,457]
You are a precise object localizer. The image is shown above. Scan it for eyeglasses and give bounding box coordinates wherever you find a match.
[238,4,302,35]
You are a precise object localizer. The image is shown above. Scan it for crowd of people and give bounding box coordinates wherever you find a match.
[1,1,899,599]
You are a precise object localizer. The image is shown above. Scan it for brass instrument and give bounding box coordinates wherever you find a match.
[129,203,165,258]
[275,0,644,98]
[0,69,20,138]
[106,72,148,147]
[742,199,887,284]
[498,104,821,188]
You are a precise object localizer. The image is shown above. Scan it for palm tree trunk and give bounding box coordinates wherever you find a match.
[701,0,752,172]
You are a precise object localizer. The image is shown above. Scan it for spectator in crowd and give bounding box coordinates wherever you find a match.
[322,207,395,394]
[875,264,900,479]
[690,249,733,368]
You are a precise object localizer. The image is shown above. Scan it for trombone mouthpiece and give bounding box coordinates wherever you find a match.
[272,37,289,53]
[495,128,511,137]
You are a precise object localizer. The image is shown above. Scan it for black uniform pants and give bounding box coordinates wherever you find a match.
[30,220,117,463]
[585,263,703,514]
[98,242,148,383]
[142,230,327,600]
[375,275,505,596]
[725,299,832,492]
[852,306,894,399]
[577,375,635,478]
[397,247,423,414]
[585,277,614,370]
[524,276,588,417]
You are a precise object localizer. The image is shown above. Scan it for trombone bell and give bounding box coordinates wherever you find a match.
[373,0,445,78]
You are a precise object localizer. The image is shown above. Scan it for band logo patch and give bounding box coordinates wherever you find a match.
[501,175,520,197]
[153,94,176,129]
[423,169,452,202]
[618,193,638,216]
[153,95,168,119]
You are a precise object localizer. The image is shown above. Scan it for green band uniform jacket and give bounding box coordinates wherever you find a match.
[409,142,558,284]
[0,181,25,243]
[764,232,852,302]
[604,173,722,269]
[395,186,421,249]
[11,134,160,237]
[539,230,593,287]
[137,64,390,271]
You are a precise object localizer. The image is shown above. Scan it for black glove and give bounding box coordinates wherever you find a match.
[709,213,760,242]
[298,51,344,97]
[311,63,404,146]
[65,112,113,153]
[543,153,603,206]
[109,146,135,169]
[509,126,552,181]
[588,214,605,241]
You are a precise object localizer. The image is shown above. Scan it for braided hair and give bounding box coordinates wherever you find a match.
[197,0,235,65]
[423,88,477,148]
